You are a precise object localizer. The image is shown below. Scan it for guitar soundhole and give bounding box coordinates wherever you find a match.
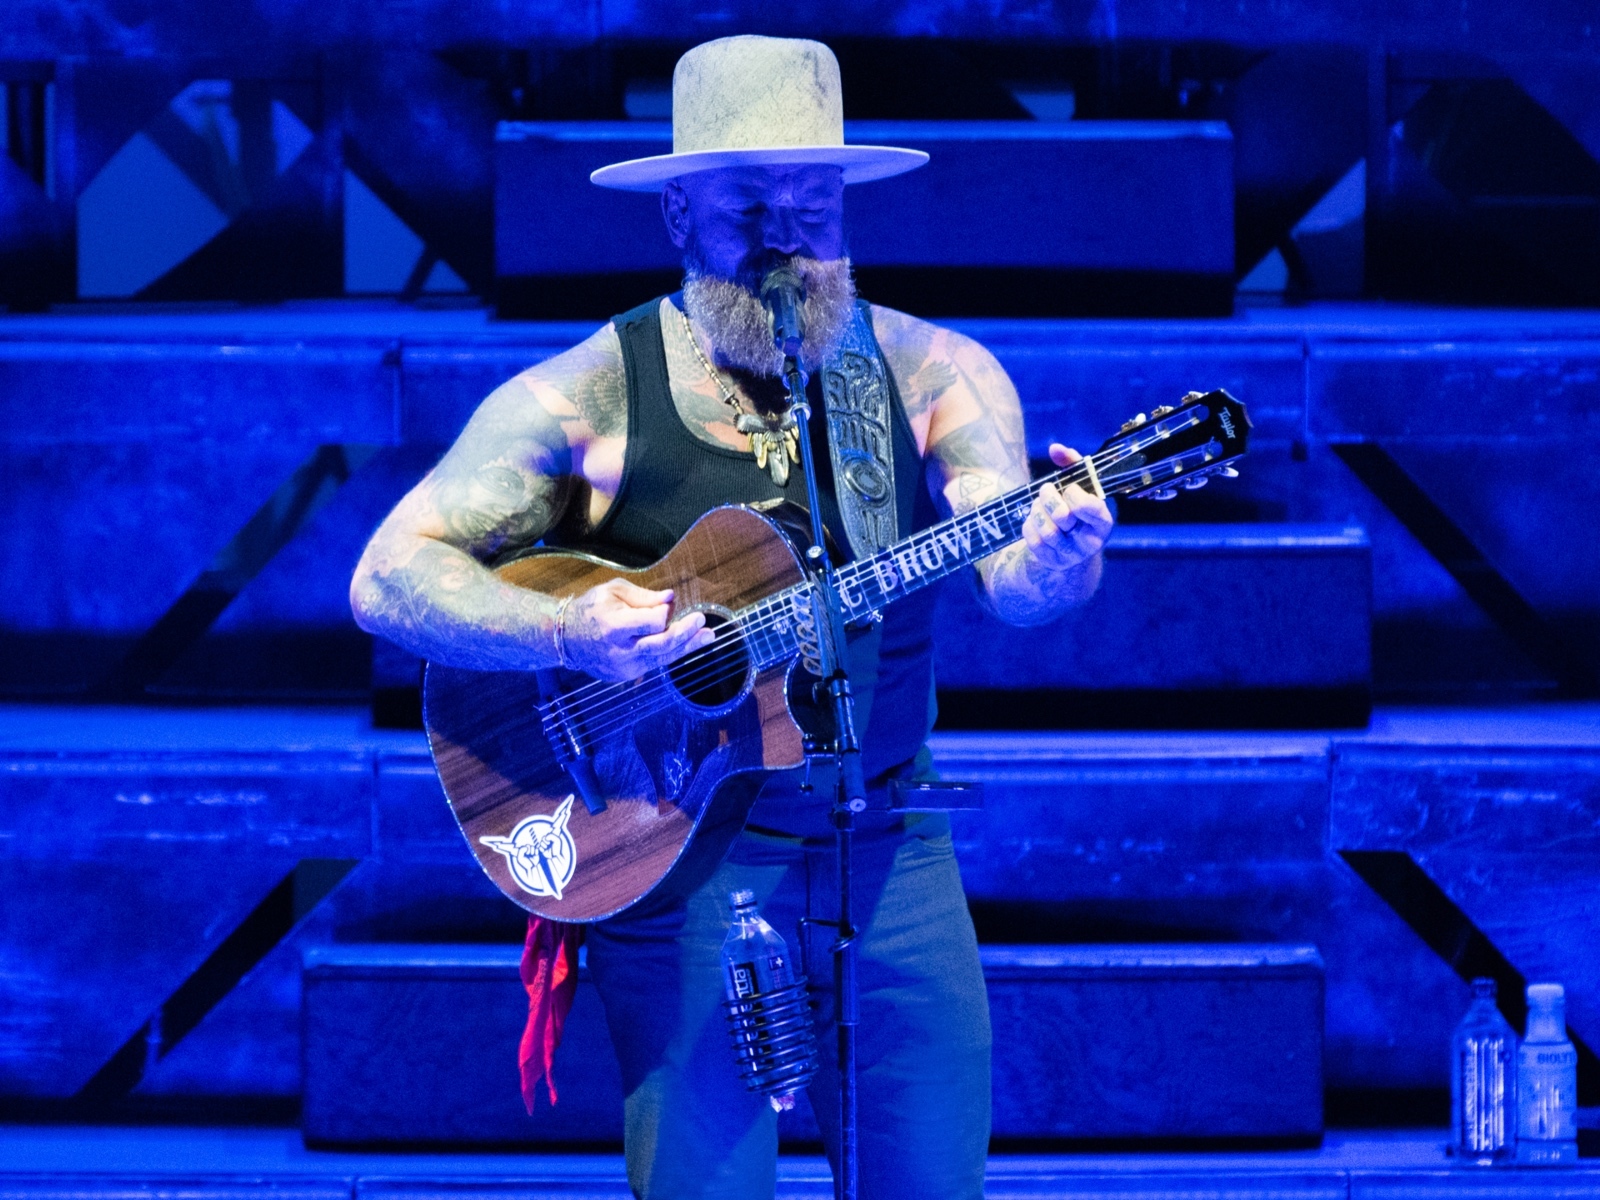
[666,610,752,712]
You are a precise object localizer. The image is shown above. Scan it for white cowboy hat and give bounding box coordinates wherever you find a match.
[590,36,928,192]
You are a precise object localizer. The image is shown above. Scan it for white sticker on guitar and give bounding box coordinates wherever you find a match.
[480,795,577,901]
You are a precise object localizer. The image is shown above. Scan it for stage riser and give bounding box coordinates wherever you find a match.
[300,944,1322,1145]
[0,749,372,1098]
[0,515,1373,703]
[4,308,1594,701]
[15,1175,1600,1200]
[933,526,1370,698]
[1333,745,1600,1070]
[7,711,1596,1107]
[120,744,1572,1105]
[12,316,1599,448]
[494,122,1235,319]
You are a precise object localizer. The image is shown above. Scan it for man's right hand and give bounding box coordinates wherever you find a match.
[560,578,717,681]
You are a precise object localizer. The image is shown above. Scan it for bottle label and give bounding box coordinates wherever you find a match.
[1458,1034,1512,1154]
[731,962,757,999]
[1519,1043,1578,1141]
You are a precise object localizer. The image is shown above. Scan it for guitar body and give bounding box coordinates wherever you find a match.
[422,388,1253,925]
[423,505,808,923]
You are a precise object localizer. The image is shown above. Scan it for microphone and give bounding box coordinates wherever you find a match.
[760,266,806,359]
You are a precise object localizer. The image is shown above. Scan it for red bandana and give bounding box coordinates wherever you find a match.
[518,915,585,1111]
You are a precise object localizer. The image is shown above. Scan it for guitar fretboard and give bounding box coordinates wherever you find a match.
[735,466,1071,672]
[732,399,1233,672]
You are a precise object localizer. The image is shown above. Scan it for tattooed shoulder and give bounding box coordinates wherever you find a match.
[871,304,1009,419]
[404,322,627,561]
[509,321,628,442]
[870,304,1021,461]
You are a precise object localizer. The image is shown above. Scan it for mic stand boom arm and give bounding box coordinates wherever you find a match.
[782,353,865,1200]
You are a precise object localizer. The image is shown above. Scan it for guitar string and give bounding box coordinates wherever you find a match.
[541,444,1117,719]
[544,454,1098,727]
[541,432,1217,742]
[546,438,1213,745]
[542,444,1160,741]
[548,446,1220,751]
[534,408,1222,736]
[538,489,1056,748]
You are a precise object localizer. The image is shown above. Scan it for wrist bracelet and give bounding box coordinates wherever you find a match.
[552,594,574,668]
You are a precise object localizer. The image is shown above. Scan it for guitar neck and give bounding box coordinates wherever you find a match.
[736,398,1237,671]
[738,460,1092,672]
[832,469,1069,620]
[832,399,1236,618]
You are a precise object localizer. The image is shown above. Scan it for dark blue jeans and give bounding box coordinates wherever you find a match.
[586,814,991,1200]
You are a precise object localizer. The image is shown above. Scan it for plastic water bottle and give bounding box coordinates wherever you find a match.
[721,889,818,1112]
[722,889,797,1000]
[1452,977,1517,1165]
[1518,982,1578,1164]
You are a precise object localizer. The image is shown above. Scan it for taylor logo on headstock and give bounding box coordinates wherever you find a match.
[480,796,578,901]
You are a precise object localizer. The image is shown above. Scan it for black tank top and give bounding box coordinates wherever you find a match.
[548,296,942,828]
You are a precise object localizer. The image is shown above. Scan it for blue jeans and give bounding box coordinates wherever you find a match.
[586,814,991,1200]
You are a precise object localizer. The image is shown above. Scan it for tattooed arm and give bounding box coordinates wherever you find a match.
[350,323,713,678]
[873,306,1113,626]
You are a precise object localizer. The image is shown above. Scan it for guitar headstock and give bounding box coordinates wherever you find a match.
[1092,389,1251,501]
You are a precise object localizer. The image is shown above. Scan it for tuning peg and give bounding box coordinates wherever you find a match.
[1181,476,1209,489]
[1182,391,1206,403]
[1119,413,1148,433]
[1150,405,1175,419]
[1216,466,1239,478]
[1147,488,1179,501]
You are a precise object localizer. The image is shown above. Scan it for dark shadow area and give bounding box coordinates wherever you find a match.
[1324,1088,1449,1128]
[0,1095,302,1126]
[937,686,1372,731]
[968,902,1241,946]
[989,1134,1324,1153]
[1333,442,1596,698]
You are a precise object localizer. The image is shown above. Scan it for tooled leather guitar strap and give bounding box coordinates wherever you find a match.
[821,302,898,557]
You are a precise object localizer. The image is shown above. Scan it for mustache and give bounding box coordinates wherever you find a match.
[730,252,805,295]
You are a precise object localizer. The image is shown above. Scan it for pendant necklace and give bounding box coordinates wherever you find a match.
[678,307,800,487]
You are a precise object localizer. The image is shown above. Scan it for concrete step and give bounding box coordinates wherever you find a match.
[933,523,1370,726]
[3,302,1594,702]
[3,706,1598,1111]
[300,942,1323,1146]
[8,1127,1594,1200]
[494,121,1235,318]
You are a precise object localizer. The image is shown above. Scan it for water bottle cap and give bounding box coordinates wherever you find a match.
[1527,982,1564,1008]
[728,889,757,909]
[1471,977,1497,999]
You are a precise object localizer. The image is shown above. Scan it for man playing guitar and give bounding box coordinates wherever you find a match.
[351,35,1113,1200]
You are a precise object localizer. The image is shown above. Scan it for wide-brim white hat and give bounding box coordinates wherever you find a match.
[590,36,928,192]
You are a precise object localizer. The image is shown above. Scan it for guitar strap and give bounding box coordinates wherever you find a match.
[820,301,899,557]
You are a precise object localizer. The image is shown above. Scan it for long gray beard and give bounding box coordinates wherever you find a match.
[682,257,857,376]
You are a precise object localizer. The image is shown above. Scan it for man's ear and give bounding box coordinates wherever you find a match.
[661,181,690,250]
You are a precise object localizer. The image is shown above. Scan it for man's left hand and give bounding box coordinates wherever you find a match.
[1021,444,1114,573]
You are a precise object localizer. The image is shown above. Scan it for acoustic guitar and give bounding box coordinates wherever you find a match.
[423,389,1251,922]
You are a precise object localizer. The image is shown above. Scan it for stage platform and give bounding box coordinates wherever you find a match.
[3,702,1598,1120]
[4,1126,1598,1199]
[3,296,1595,706]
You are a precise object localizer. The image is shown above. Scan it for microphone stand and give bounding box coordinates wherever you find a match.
[781,351,866,1200]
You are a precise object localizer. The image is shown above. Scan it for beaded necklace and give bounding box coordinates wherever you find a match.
[677,306,800,486]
